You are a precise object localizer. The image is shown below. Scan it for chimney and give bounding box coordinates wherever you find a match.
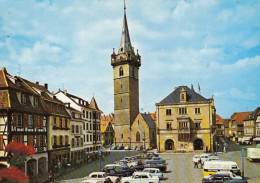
[36,81,39,85]
[44,83,48,89]
[64,90,67,95]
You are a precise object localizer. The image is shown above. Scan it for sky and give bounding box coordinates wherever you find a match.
[0,0,259,118]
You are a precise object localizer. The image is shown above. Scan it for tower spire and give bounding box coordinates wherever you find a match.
[119,0,133,54]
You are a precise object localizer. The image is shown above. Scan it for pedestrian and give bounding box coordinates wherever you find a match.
[49,170,54,183]
[104,178,109,183]
[107,177,113,183]
[198,158,202,169]
[193,158,198,168]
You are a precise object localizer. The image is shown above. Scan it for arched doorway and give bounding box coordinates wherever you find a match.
[194,139,203,150]
[165,139,174,150]
[27,159,37,178]
[38,157,47,176]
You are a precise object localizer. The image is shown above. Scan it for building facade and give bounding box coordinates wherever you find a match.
[111,4,141,145]
[156,86,216,152]
[101,114,115,147]
[229,111,252,142]
[243,107,260,144]
[22,79,71,172]
[130,113,156,149]
[254,111,260,144]
[0,68,49,179]
[216,114,224,141]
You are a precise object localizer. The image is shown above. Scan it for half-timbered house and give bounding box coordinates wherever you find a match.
[0,67,49,179]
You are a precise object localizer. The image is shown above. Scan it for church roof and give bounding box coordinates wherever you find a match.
[141,113,156,128]
[118,2,133,54]
[158,86,209,104]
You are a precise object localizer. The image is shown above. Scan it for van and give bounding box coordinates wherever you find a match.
[203,161,241,176]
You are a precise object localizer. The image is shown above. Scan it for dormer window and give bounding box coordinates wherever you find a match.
[180,87,187,103]
[119,67,124,76]
[181,94,184,100]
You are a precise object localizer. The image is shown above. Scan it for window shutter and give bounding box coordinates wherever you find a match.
[28,135,33,146]
[0,136,3,150]
[36,135,39,147]
[34,115,38,128]
[43,135,46,146]
[23,114,28,128]
[13,113,17,127]
[56,117,59,127]
[20,135,23,143]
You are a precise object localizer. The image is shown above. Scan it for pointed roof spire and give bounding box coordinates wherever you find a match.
[118,0,133,54]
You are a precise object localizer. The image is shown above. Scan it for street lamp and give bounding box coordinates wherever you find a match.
[241,148,245,179]
[128,137,131,148]
[142,132,146,150]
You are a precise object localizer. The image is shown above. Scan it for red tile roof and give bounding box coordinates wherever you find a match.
[216,114,223,125]
[231,111,252,125]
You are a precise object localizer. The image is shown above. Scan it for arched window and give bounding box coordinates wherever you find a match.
[136,131,140,142]
[119,67,124,76]
[181,94,184,99]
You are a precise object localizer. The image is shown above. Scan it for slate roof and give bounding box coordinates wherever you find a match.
[216,114,223,125]
[159,86,210,104]
[243,107,260,121]
[0,68,49,114]
[141,113,156,128]
[231,111,252,125]
[89,97,102,112]
[20,78,70,118]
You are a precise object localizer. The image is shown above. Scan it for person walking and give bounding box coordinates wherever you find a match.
[193,158,198,168]
[49,170,54,183]
[198,158,202,169]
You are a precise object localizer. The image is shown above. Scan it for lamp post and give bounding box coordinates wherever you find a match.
[241,148,245,179]
[142,132,146,150]
[128,137,131,148]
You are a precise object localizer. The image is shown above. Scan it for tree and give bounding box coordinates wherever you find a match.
[5,142,35,168]
[0,166,29,183]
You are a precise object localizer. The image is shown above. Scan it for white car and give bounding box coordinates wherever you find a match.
[121,172,159,183]
[143,168,163,179]
[204,171,242,180]
[81,179,103,183]
[88,172,120,183]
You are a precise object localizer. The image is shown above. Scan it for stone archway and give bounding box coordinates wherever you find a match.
[27,159,37,178]
[194,138,204,150]
[165,139,174,150]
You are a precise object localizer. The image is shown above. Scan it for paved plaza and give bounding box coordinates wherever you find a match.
[56,143,260,183]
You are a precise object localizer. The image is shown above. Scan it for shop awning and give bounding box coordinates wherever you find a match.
[253,137,260,141]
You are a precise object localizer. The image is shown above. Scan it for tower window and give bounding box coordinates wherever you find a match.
[121,134,123,139]
[119,67,124,76]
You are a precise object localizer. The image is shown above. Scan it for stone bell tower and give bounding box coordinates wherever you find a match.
[111,1,141,145]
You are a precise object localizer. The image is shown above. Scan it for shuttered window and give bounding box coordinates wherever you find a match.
[28,135,34,146]
[0,136,4,150]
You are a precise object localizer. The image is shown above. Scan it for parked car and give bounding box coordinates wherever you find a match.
[103,165,131,177]
[111,145,118,150]
[146,152,159,159]
[118,145,124,150]
[136,146,143,151]
[145,157,166,164]
[143,168,163,179]
[88,172,120,183]
[144,163,167,172]
[121,172,159,183]
[202,174,248,183]
[124,145,131,150]
[81,179,103,183]
[204,171,242,180]
[112,163,134,175]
